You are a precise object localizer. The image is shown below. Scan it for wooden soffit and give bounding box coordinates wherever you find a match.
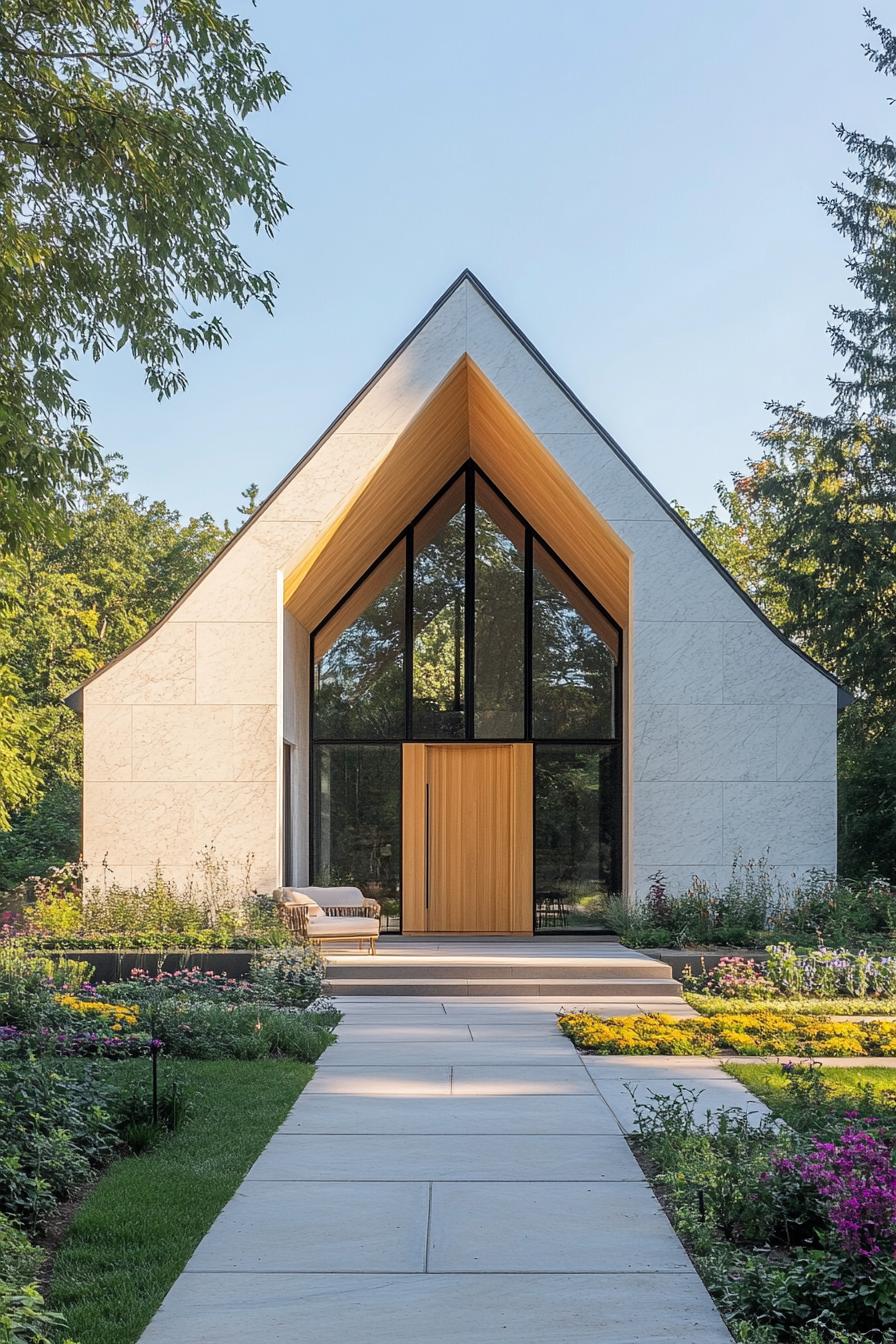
[285,356,630,632]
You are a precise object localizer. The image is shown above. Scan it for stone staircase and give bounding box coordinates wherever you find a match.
[323,938,682,999]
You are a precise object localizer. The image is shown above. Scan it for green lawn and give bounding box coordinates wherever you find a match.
[48,1058,313,1344]
[686,992,896,1016]
[725,1061,896,1122]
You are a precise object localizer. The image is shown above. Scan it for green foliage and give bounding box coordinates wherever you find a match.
[0,1058,118,1231]
[678,13,896,883]
[632,1069,896,1339]
[0,1281,74,1344]
[250,945,327,1011]
[0,459,231,879]
[17,853,289,951]
[47,1059,312,1344]
[0,1212,43,1291]
[0,0,288,549]
[143,998,335,1062]
[605,857,896,949]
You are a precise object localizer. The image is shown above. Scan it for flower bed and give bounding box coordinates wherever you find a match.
[631,1063,896,1341]
[605,858,896,951]
[0,935,340,1343]
[557,1009,896,1056]
[683,944,896,1000]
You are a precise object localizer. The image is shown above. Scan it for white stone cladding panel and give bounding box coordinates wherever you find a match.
[467,291,593,433]
[83,703,132,782]
[88,622,195,705]
[633,783,725,867]
[723,623,836,705]
[617,521,753,625]
[538,434,667,522]
[79,276,840,901]
[634,624,724,706]
[195,622,277,705]
[776,706,837,782]
[723,782,838,869]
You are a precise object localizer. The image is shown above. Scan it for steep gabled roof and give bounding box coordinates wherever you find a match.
[66,269,847,711]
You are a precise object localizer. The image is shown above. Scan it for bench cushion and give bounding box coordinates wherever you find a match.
[307,915,379,937]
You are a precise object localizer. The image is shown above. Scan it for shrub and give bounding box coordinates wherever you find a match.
[605,856,896,951]
[632,1078,896,1338]
[113,966,256,1002]
[250,945,327,1010]
[0,1211,43,1288]
[683,956,775,999]
[766,943,896,999]
[556,1008,896,1057]
[146,998,335,1062]
[0,1282,73,1344]
[0,1059,118,1230]
[16,852,291,951]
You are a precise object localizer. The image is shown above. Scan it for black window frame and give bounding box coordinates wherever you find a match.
[308,460,624,931]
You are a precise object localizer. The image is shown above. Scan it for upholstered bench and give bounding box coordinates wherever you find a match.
[275,886,381,954]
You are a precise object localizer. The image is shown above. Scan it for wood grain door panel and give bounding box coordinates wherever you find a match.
[402,743,532,934]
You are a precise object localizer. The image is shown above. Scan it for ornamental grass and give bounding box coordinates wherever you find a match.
[556,1009,896,1057]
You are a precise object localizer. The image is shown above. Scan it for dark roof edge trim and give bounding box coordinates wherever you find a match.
[63,271,474,703]
[460,270,842,690]
[65,266,844,704]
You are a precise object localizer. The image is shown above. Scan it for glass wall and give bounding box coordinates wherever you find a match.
[314,544,405,739]
[474,478,525,738]
[532,541,616,740]
[312,744,402,932]
[310,462,622,932]
[412,477,466,739]
[534,745,617,931]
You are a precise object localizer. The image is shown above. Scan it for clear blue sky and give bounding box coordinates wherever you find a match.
[77,0,890,526]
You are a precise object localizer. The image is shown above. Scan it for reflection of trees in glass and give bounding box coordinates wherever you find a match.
[534,746,615,927]
[474,500,524,738]
[412,501,465,737]
[313,745,401,929]
[532,547,615,739]
[314,556,404,738]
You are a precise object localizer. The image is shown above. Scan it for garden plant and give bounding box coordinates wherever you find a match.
[0,934,338,1344]
[630,1063,896,1341]
[604,859,896,951]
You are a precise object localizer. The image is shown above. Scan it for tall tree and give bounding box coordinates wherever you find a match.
[683,11,896,880]
[0,456,230,886]
[0,1,289,548]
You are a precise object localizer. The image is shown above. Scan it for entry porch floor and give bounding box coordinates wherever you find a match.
[323,936,686,1000]
[138,995,738,1343]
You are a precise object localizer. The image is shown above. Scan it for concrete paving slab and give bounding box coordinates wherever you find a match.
[467,1025,568,1040]
[594,1078,769,1133]
[317,1041,579,1066]
[428,1181,691,1272]
[329,1024,474,1042]
[186,1180,429,1273]
[277,1093,623,1134]
[305,1066,451,1096]
[246,1132,643,1182]
[141,1271,733,1344]
[583,1056,728,1078]
[451,1065,597,1095]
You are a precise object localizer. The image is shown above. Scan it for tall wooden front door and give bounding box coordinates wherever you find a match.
[402,743,533,934]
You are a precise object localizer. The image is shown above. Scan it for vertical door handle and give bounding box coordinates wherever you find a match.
[424,781,431,910]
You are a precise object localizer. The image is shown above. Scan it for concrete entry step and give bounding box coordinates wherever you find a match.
[326,978,682,998]
[322,939,679,998]
[325,961,674,981]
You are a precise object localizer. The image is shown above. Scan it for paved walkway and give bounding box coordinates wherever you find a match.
[139,997,758,1343]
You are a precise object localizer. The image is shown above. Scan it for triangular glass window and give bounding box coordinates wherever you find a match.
[532,540,617,739]
[474,477,525,738]
[313,543,405,738]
